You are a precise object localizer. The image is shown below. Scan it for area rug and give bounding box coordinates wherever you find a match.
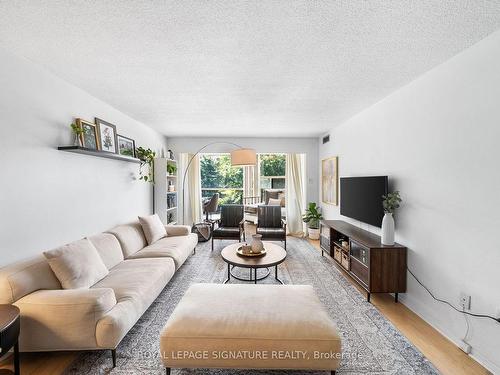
[64,237,439,375]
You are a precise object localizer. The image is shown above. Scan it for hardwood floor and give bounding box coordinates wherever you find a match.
[0,236,490,375]
[307,238,490,375]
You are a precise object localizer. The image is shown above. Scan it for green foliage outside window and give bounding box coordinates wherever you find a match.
[260,154,286,176]
[200,155,243,188]
[200,153,286,205]
[200,154,243,205]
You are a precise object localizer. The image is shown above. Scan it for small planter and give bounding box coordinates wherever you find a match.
[308,228,320,240]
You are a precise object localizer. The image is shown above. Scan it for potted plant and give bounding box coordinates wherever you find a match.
[167,163,177,176]
[135,147,156,183]
[381,191,402,245]
[70,123,83,146]
[302,202,323,240]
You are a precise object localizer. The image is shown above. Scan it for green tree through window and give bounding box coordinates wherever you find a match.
[259,154,286,193]
[260,154,286,176]
[200,154,243,205]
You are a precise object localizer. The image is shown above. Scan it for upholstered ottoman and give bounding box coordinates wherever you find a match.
[160,284,341,374]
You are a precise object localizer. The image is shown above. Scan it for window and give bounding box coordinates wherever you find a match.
[200,154,243,205]
[259,153,286,197]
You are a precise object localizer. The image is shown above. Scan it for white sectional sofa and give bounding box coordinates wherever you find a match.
[0,218,197,367]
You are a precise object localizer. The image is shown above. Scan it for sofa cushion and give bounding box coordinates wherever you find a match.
[87,233,124,270]
[127,233,197,270]
[106,221,147,258]
[165,225,190,237]
[93,258,176,348]
[268,198,282,206]
[138,214,167,245]
[44,239,109,289]
[278,192,286,207]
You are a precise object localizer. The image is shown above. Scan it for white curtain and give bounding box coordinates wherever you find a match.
[285,153,306,237]
[243,165,259,201]
[180,153,202,225]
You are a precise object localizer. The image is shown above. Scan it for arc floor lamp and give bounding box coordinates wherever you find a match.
[181,142,257,224]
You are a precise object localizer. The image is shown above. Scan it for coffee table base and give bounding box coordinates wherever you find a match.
[223,264,284,285]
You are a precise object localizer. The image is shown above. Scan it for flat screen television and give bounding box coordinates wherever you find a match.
[340,176,388,227]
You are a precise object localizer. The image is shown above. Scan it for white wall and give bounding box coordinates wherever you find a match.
[168,136,319,205]
[0,48,167,266]
[319,30,500,372]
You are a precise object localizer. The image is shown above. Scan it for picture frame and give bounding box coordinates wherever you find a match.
[95,118,118,153]
[322,156,339,205]
[76,118,99,150]
[117,134,136,158]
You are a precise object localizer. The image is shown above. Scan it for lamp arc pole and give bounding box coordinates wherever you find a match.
[181,141,247,225]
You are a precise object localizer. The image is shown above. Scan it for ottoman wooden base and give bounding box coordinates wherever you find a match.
[160,284,341,373]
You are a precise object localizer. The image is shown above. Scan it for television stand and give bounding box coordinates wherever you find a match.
[320,220,407,302]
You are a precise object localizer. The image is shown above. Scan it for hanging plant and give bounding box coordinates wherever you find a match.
[135,147,156,183]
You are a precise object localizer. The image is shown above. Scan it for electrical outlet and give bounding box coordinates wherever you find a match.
[459,340,472,354]
[459,293,471,310]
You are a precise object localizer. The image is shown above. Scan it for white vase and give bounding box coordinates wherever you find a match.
[251,234,264,253]
[381,213,395,246]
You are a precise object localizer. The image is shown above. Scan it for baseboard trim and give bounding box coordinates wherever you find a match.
[397,293,498,374]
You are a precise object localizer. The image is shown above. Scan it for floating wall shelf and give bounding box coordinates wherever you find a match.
[58,146,142,164]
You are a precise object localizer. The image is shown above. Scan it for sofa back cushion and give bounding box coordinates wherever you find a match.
[87,233,124,270]
[43,238,109,289]
[138,214,167,245]
[106,221,147,258]
[0,255,61,304]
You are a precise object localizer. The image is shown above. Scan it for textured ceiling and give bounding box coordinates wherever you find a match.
[1,1,500,137]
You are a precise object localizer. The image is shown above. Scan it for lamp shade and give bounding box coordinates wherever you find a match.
[230,148,257,166]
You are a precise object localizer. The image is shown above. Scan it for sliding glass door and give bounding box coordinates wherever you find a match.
[200,152,287,206]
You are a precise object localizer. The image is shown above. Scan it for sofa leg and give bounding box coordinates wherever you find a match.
[166,368,171,375]
[211,237,214,251]
[111,349,116,368]
[331,371,336,375]
[193,246,196,255]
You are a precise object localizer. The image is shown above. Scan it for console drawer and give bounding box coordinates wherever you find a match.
[350,257,368,287]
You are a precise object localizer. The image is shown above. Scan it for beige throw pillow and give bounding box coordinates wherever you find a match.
[278,193,286,207]
[268,198,282,206]
[44,238,109,289]
[138,214,167,245]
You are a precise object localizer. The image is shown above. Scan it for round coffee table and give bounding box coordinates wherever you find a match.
[221,242,287,284]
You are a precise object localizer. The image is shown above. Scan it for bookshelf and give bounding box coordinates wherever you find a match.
[154,158,178,225]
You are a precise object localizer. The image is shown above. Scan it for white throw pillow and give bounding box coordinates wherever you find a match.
[44,238,109,289]
[268,198,282,206]
[138,214,167,245]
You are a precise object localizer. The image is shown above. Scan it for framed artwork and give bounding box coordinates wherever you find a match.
[117,134,136,157]
[95,118,118,153]
[322,156,338,205]
[76,118,99,150]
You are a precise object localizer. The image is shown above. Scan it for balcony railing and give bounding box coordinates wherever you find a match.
[201,188,243,205]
